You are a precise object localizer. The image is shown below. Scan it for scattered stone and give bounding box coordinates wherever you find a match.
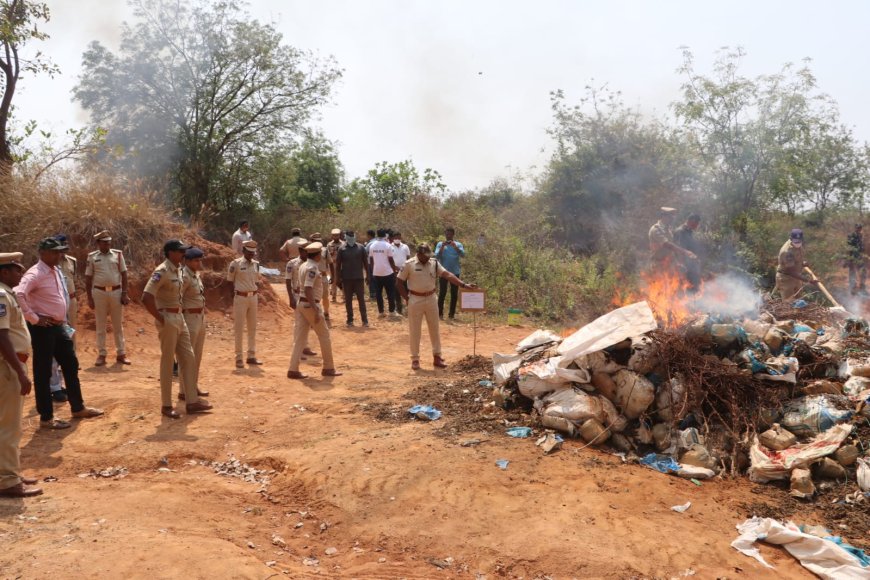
[302,557,319,567]
[428,557,452,569]
[79,466,128,479]
[271,534,287,548]
[790,468,815,499]
[834,444,860,467]
[247,541,256,549]
[202,456,274,485]
[325,547,338,556]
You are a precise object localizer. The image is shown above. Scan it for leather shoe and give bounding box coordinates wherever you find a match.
[235,359,244,369]
[302,348,317,356]
[94,355,107,367]
[71,407,104,419]
[246,358,263,365]
[161,406,180,419]
[433,356,448,368]
[0,483,43,498]
[178,389,209,401]
[186,401,213,414]
[286,371,308,380]
[411,360,421,370]
[321,369,343,377]
[116,354,131,365]
[40,418,71,429]
[20,476,39,485]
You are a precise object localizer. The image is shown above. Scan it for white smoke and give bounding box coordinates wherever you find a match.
[689,272,761,319]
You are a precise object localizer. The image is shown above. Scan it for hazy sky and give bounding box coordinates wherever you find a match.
[14,0,870,191]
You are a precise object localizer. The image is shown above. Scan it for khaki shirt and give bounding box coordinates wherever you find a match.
[59,255,77,297]
[398,257,444,294]
[181,265,205,310]
[777,240,805,277]
[326,240,342,264]
[85,249,127,287]
[0,282,32,356]
[143,259,184,310]
[280,236,305,260]
[285,258,303,295]
[227,257,260,292]
[300,260,324,302]
[648,221,673,255]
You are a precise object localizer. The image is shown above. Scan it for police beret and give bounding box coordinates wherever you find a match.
[163,239,190,253]
[184,247,204,259]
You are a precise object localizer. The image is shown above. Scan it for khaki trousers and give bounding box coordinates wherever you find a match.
[408,295,441,360]
[93,288,125,355]
[288,303,334,371]
[0,362,25,489]
[233,294,258,359]
[775,273,803,300]
[156,313,198,407]
[182,312,206,390]
[321,277,330,316]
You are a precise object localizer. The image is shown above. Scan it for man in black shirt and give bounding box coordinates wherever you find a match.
[336,230,370,327]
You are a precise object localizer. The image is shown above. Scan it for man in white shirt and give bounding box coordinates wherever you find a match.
[279,228,305,261]
[231,220,253,255]
[390,231,411,315]
[368,229,399,317]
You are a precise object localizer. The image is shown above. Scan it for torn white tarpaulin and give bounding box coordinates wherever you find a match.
[557,302,658,361]
[748,423,853,483]
[731,517,870,579]
[492,352,524,386]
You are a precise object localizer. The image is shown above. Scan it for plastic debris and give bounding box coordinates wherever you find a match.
[535,433,564,454]
[495,459,509,470]
[671,502,691,513]
[781,395,853,437]
[505,426,532,438]
[640,453,680,474]
[408,405,442,421]
[732,517,870,578]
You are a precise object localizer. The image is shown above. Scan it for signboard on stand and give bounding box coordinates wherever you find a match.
[460,288,486,354]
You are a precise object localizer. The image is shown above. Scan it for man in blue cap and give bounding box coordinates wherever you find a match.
[775,228,819,299]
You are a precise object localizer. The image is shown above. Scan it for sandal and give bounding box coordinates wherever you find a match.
[71,407,104,419]
[40,418,71,430]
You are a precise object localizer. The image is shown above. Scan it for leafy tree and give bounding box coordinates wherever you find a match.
[0,0,57,174]
[541,86,699,254]
[348,159,446,210]
[256,132,344,210]
[73,0,341,215]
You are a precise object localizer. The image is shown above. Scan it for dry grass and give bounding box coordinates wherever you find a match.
[0,172,183,271]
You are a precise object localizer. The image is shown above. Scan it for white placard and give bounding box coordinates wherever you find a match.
[460,289,486,311]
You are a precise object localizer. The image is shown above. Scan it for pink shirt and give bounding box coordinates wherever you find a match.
[15,260,68,325]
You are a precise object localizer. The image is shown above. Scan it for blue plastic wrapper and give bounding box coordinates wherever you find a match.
[792,299,808,308]
[495,459,510,470]
[408,405,442,421]
[479,379,493,388]
[792,324,813,334]
[505,426,533,438]
[824,536,870,567]
[640,453,680,474]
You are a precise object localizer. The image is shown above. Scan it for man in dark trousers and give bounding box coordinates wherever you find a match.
[846,223,866,295]
[336,230,369,327]
[673,213,702,291]
[15,238,103,429]
[435,227,465,320]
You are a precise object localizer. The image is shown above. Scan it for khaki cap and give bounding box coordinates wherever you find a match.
[309,232,322,241]
[0,252,25,269]
[330,228,341,235]
[295,238,309,247]
[93,230,112,241]
[242,240,258,250]
[304,241,323,253]
[660,207,677,214]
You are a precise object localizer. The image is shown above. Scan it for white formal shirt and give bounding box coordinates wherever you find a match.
[368,239,395,277]
[391,242,411,268]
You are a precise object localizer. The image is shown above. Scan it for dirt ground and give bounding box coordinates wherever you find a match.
[0,285,819,579]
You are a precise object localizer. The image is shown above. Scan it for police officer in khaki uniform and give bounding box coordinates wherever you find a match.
[142,240,213,418]
[308,233,332,320]
[648,207,696,270]
[284,240,316,358]
[0,253,43,498]
[326,229,343,303]
[179,247,209,400]
[397,244,474,370]
[85,230,130,366]
[775,228,819,299]
[287,242,342,379]
[228,240,262,368]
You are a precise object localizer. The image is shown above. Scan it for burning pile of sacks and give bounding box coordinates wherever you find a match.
[491,301,870,496]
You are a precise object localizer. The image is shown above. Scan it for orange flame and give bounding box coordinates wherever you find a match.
[613,263,699,328]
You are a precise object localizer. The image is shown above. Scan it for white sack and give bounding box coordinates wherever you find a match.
[731,517,870,579]
[858,457,870,493]
[517,359,572,398]
[542,388,603,423]
[656,377,687,422]
[557,301,658,360]
[492,352,524,386]
[549,356,592,383]
[516,329,561,352]
[748,423,853,483]
[627,335,658,374]
[843,376,870,400]
[612,369,656,419]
